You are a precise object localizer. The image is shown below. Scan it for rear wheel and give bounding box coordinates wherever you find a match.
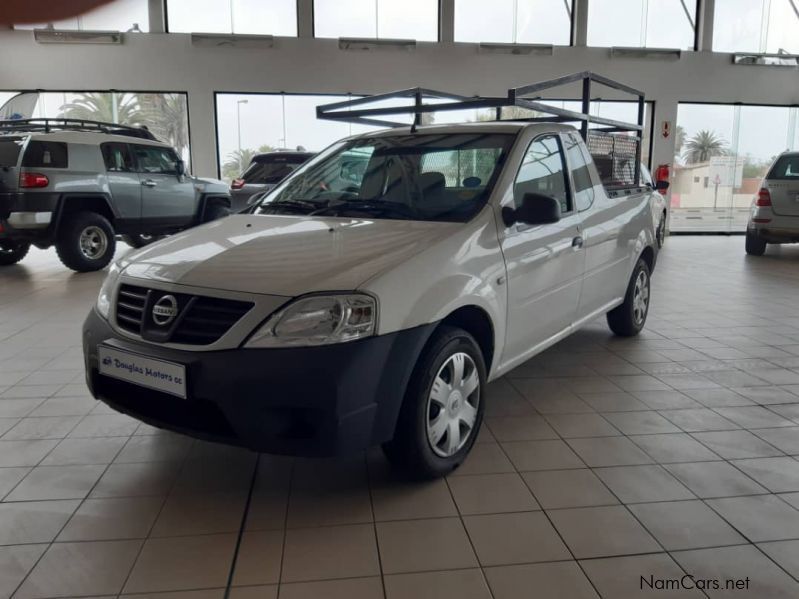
[55,212,116,272]
[607,259,651,337]
[0,240,30,266]
[745,229,767,256]
[382,326,486,479]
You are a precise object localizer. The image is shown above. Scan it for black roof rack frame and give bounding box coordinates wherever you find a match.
[0,118,159,141]
[316,72,646,188]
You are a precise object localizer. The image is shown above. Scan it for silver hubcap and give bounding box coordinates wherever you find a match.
[427,352,480,458]
[632,270,650,326]
[79,226,108,260]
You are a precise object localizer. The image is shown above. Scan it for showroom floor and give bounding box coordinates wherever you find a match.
[1,237,799,599]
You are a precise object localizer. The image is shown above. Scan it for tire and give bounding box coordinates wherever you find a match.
[55,211,116,272]
[0,240,30,266]
[123,233,164,249]
[656,212,667,249]
[382,325,486,479]
[607,258,651,337]
[745,229,767,256]
[203,201,231,223]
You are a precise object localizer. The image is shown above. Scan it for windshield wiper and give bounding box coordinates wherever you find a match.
[258,198,320,215]
[309,200,415,219]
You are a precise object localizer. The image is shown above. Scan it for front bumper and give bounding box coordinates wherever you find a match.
[83,309,435,456]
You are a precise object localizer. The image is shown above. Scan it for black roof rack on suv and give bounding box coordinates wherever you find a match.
[0,118,159,141]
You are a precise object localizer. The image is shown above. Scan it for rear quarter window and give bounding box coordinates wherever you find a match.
[0,138,24,167]
[768,156,799,180]
[22,141,68,168]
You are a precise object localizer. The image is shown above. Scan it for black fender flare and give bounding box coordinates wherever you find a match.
[48,193,118,243]
[196,194,232,223]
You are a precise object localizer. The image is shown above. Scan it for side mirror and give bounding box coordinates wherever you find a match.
[176,159,186,177]
[502,193,562,227]
[655,180,670,192]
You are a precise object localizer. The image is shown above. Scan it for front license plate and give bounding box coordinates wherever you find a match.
[98,345,187,399]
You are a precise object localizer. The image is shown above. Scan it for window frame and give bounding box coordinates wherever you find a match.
[512,133,574,221]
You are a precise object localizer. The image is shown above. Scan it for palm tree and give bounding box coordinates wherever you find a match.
[59,92,142,125]
[136,93,190,160]
[222,148,258,181]
[683,130,727,164]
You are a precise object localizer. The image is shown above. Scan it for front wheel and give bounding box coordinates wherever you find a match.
[382,326,486,479]
[55,212,116,272]
[745,230,767,256]
[0,240,30,266]
[607,258,651,337]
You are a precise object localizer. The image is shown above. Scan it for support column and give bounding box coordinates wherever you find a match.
[147,0,165,33]
[297,0,314,38]
[186,89,219,178]
[696,0,714,51]
[572,0,589,46]
[440,0,455,43]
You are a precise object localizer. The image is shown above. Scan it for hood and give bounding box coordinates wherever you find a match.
[121,214,460,296]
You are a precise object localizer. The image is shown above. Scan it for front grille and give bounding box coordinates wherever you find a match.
[115,284,253,346]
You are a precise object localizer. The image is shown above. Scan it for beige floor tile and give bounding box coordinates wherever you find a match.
[448,473,539,515]
[706,495,799,542]
[0,439,59,468]
[594,465,695,503]
[580,392,650,412]
[28,397,95,418]
[385,569,491,599]
[484,561,599,599]
[279,577,383,599]
[731,457,799,493]
[15,540,142,599]
[714,406,796,429]
[691,430,783,459]
[58,496,162,541]
[67,414,140,438]
[581,553,704,598]
[0,399,42,418]
[40,437,127,466]
[672,544,799,598]
[633,390,703,410]
[484,415,558,441]
[464,511,570,566]
[758,539,799,580]
[448,443,514,476]
[602,411,681,435]
[377,517,477,574]
[548,505,660,558]
[228,586,277,599]
[1,416,81,440]
[244,488,290,531]
[124,533,237,593]
[90,461,181,498]
[629,500,746,550]
[122,591,226,599]
[629,433,720,463]
[114,434,193,463]
[0,500,79,544]
[544,413,620,438]
[0,544,47,599]
[231,530,283,586]
[753,427,799,454]
[659,409,739,432]
[567,437,654,467]
[664,461,768,498]
[172,457,255,494]
[5,464,105,501]
[152,491,247,536]
[282,523,379,582]
[501,439,585,471]
[523,469,617,509]
[286,486,372,528]
[372,478,457,522]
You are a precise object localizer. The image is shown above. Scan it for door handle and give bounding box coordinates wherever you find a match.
[572,236,584,249]
[141,179,157,187]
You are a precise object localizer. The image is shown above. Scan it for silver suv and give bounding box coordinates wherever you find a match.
[0,119,231,272]
[746,151,799,255]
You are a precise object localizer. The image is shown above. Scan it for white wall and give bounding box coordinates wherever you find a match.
[0,9,797,177]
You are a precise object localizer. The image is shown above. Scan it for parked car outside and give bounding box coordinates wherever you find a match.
[0,119,231,271]
[83,115,659,478]
[746,151,799,255]
[229,150,314,210]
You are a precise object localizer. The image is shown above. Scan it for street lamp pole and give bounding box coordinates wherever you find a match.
[236,99,248,173]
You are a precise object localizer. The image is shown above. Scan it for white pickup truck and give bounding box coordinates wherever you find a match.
[83,73,659,478]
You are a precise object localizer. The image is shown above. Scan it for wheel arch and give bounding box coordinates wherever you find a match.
[438,305,496,378]
[197,194,232,223]
[54,193,117,229]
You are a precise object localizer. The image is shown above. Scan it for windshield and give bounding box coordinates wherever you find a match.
[0,137,24,167]
[242,155,310,184]
[255,133,514,222]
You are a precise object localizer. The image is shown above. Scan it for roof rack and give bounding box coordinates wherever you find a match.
[317,72,646,188]
[0,118,159,141]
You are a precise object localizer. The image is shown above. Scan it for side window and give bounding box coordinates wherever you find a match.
[133,145,180,175]
[513,135,571,214]
[101,143,135,173]
[563,132,595,212]
[21,141,68,168]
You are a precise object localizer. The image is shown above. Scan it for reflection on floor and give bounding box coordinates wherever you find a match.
[2,238,799,598]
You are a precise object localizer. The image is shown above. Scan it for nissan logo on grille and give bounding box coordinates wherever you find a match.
[152,295,179,326]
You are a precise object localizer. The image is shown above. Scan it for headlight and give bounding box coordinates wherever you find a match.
[245,294,376,348]
[95,263,122,320]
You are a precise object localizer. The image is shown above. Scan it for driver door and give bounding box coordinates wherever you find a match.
[132,144,195,225]
[500,134,585,364]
